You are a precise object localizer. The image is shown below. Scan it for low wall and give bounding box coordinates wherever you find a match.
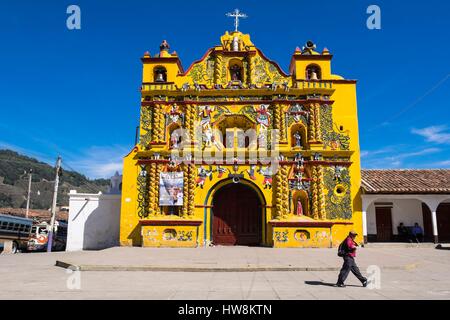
[67,191,121,251]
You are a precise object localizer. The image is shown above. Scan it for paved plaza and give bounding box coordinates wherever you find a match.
[1,246,450,299]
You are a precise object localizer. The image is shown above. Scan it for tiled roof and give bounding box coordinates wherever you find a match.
[361,169,450,194]
[0,208,68,222]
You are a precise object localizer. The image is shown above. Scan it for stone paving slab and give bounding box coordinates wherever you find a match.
[54,261,413,272]
[50,246,424,272]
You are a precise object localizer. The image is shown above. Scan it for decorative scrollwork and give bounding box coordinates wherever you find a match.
[274,230,289,242]
[321,104,350,150]
[178,231,193,242]
[139,107,153,149]
[137,165,150,218]
[324,166,352,219]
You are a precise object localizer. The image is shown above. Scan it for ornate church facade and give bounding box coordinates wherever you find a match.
[119,29,362,248]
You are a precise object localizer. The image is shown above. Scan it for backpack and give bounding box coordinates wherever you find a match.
[337,239,348,257]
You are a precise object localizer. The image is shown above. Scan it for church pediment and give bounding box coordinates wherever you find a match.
[178,32,291,88]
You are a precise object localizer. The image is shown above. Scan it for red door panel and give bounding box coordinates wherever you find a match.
[213,183,261,246]
[376,207,393,242]
[422,203,433,241]
[437,204,450,242]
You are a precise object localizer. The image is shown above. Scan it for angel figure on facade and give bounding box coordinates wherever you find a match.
[258,166,273,189]
[216,165,226,179]
[168,104,180,124]
[247,165,257,180]
[199,105,214,129]
[196,166,213,189]
[256,104,271,129]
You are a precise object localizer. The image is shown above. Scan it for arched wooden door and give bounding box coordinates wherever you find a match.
[212,183,262,246]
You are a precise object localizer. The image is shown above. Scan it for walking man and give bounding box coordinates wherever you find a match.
[335,230,368,288]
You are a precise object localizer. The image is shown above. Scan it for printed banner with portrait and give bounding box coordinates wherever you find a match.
[159,172,184,206]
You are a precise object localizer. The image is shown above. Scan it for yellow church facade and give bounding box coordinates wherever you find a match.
[119,30,362,248]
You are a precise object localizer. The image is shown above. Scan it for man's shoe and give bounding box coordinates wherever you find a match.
[334,283,346,288]
[362,280,368,287]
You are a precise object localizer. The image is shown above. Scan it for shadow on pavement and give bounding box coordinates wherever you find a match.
[304,281,361,288]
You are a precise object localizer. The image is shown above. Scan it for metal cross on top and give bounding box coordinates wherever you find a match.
[226,9,247,32]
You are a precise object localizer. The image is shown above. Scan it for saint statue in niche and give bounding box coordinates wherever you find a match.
[293,131,302,147]
[230,64,242,81]
[295,198,304,216]
[170,131,180,149]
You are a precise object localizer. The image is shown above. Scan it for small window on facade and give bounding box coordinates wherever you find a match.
[154,67,167,82]
[306,65,321,80]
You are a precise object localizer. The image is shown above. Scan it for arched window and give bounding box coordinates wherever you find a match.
[216,115,256,149]
[305,64,321,80]
[154,66,167,82]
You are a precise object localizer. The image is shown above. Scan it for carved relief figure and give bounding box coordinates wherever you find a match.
[168,104,182,124]
[293,131,302,148]
[258,166,273,189]
[247,165,257,180]
[296,198,304,216]
[230,64,242,81]
[196,166,213,188]
[199,105,214,129]
[170,131,180,149]
[256,104,271,129]
[216,165,226,178]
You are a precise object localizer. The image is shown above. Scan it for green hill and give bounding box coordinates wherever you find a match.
[0,149,110,209]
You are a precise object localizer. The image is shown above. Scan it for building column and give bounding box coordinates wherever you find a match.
[361,195,375,244]
[188,164,196,216]
[152,104,164,143]
[431,210,439,244]
[280,104,287,143]
[362,210,368,244]
[422,197,441,244]
[272,104,281,143]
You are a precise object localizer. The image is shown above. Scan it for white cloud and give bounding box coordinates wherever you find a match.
[360,146,403,159]
[361,146,441,169]
[63,145,130,179]
[0,140,130,179]
[0,140,55,164]
[388,148,441,160]
[411,125,450,144]
[431,160,450,167]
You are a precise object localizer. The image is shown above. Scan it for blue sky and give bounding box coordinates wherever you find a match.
[0,0,449,178]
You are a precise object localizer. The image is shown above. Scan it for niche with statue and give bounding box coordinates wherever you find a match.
[290,123,308,149]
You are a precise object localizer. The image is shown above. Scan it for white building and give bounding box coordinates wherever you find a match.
[361,169,450,243]
[66,173,122,251]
